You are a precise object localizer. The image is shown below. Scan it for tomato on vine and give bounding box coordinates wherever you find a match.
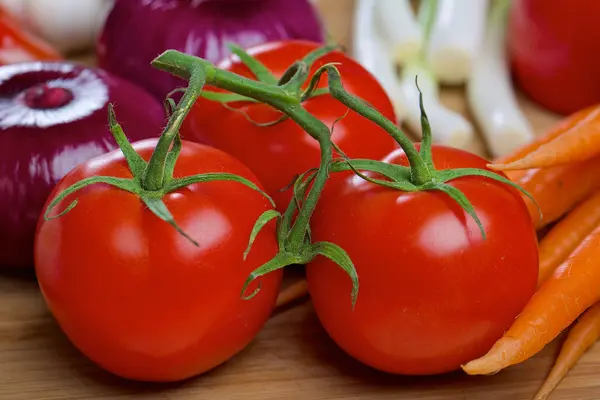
[180,40,399,211]
[307,144,538,374]
[34,71,282,382]
[151,46,540,377]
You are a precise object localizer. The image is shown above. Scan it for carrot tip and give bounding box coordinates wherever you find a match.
[461,359,504,376]
[461,365,502,376]
[487,163,511,171]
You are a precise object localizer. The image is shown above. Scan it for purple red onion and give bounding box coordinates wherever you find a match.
[96,0,325,101]
[0,62,165,268]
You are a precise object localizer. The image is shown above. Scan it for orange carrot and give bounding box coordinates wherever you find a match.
[503,169,528,184]
[533,302,600,400]
[462,224,600,375]
[493,104,600,165]
[489,104,600,170]
[516,155,600,229]
[275,279,308,308]
[537,190,600,286]
[490,105,600,184]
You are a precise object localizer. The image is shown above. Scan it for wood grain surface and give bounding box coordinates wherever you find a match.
[2,1,598,400]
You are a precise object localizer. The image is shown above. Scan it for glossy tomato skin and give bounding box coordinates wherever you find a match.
[306,145,538,375]
[182,40,398,211]
[34,139,282,382]
[508,0,600,115]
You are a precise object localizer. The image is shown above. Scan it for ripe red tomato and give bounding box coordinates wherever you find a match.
[34,139,282,382]
[182,40,398,211]
[508,0,600,115]
[306,145,538,375]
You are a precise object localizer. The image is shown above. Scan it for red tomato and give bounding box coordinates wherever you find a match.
[508,0,600,115]
[34,139,282,382]
[182,40,398,211]
[306,145,538,375]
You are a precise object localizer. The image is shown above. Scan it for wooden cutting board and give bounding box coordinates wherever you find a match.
[2,1,598,400]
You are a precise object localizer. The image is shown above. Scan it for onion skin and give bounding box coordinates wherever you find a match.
[0,62,165,268]
[97,0,325,100]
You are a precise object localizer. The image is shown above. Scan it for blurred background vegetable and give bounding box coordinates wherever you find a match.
[0,62,165,268]
[398,0,474,148]
[425,0,488,85]
[0,5,62,64]
[0,0,114,54]
[352,0,407,122]
[467,0,534,158]
[508,0,600,115]
[97,0,325,101]
[350,0,475,148]
[376,0,422,65]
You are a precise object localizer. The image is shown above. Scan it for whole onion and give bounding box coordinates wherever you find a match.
[97,0,325,100]
[0,62,165,268]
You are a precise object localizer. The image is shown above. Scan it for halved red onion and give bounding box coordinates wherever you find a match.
[0,62,165,268]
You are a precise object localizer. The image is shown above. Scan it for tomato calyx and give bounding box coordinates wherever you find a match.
[308,64,540,239]
[42,67,275,247]
[239,165,359,304]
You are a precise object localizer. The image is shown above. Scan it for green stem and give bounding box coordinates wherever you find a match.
[152,50,337,250]
[301,44,343,67]
[282,106,332,251]
[279,62,309,95]
[142,66,206,191]
[276,44,341,87]
[226,43,278,85]
[314,64,433,185]
[418,0,439,62]
[152,51,295,106]
[107,104,147,176]
[278,61,304,86]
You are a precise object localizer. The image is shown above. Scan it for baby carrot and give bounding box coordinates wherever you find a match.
[533,302,600,400]
[502,169,528,184]
[489,104,600,170]
[537,190,600,285]
[490,105,600,183]
[493,104,600,164]
[516,155,600,229]
[462,224,600,375]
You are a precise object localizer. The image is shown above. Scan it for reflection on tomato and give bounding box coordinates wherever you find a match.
[307,145,538,375]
